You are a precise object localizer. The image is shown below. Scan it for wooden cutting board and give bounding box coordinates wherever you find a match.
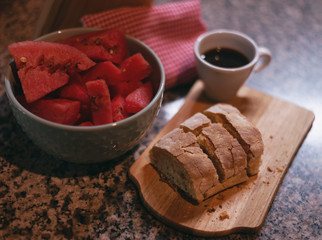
[128,80,315,237]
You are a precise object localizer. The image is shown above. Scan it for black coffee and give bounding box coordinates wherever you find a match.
[201,47,249,68]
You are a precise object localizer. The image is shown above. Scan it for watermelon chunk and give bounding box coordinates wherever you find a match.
[85,79,113,125]
[59,76,91,122]
[59,29,128,64]
[27,99,80,125]
[111,80,143,98]
[120,53,152,82]
[82,61,123,86]
[125,81,153,114]
[112,94,129,122]
[8,41,96,103]
[59,75,90,105]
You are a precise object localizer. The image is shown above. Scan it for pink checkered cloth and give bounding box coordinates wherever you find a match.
[81,0,206,89]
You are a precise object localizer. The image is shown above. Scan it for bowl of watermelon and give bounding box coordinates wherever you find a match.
[5,28,165,163]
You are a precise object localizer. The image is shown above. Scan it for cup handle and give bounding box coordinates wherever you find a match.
[253,47,272,72]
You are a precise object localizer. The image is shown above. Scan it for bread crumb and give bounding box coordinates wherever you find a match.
[267,166,273,172]
[207,207,216,213]
[277,166,284,172]
[219,211,229,220]
[269,135,273,139]
[216,194,225,200]
[262,180,270,184]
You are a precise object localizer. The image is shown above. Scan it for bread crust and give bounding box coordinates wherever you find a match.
[197,123,247,181]
[150,128,220,203]
[149,103,263,203]
[204,103,264,175]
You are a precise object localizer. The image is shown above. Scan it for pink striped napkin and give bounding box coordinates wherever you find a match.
[81,0,206,89]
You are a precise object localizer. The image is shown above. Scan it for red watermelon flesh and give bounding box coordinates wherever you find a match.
[59,29,129,64]
[8,41,95,72]
[8,41,95,103]
[112,94,128,122]
[125,81,153,114]
[58,73,91,122]
[27,99,81,125]
[78,121,93,126]
[82,61,123,86]
[59,80,91,122]
[85,79,113,125]
[59,80,90,105]
[111,80,143,98]
[120,53,153,82]
[67,72,87,86]
[18,66,69,103]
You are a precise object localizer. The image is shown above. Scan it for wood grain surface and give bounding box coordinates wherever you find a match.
[129,80,315,237]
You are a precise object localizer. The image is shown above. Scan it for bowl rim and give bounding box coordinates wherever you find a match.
[5,27,165,132]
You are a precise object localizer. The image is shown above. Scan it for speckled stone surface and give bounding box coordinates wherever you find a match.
[0,0,321,239]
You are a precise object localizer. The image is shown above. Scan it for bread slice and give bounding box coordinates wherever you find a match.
[180,112,211,135]
[149,128,220,203]
[204,103,264,175]
[197,123,247,181]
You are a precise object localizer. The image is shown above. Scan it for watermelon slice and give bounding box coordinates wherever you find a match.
[125,81,153,114]
[120,53,152,82]
[27,99,81,125]
[8,41,95,103]
[85,79,113,125]
[59,29,129,64]
[18,67,70,103]
[112,94,129,122]
[82,61,123,86]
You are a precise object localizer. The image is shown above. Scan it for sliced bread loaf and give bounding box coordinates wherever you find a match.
[149,103,263,203]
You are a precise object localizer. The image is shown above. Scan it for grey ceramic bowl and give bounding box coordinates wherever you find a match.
[5,28,165,164]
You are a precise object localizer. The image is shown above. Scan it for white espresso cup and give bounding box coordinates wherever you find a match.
[194,29,271,101]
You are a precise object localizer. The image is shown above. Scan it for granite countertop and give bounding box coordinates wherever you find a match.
[0,0,321,239]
